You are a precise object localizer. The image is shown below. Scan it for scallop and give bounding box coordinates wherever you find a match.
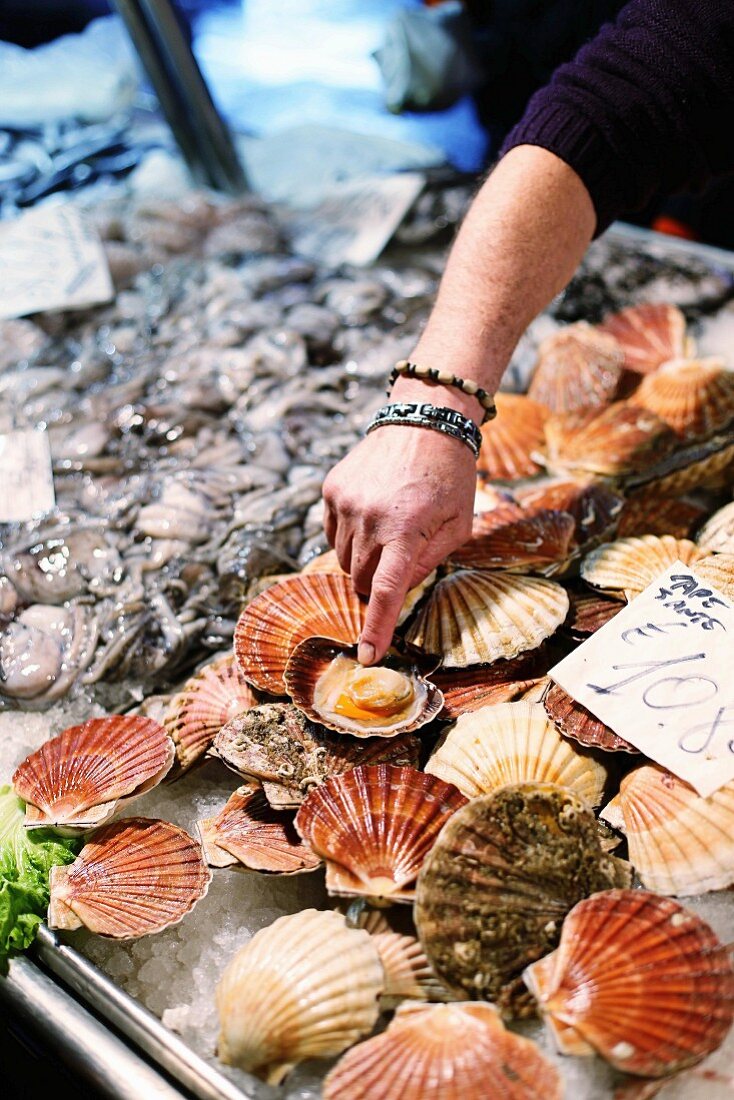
[294,764,467,903]
[216,909,383,1084]
[580,535,709,600]
[476,392,550,481]
[48,817,210,937]
[371,931,455,1007]
[697,500,734,553]
[524,889,734,1076]
[449,509,576,573]
[12,715,175,831]
[564,591,624,640]
[630,357,734,440]
[426,701,609,806]
[617,494,707,539]
[301,553,435,625]
[404,570,569,668]
[528,322,625,412]
[693,552,734,598]
[544,402,678,479]
[598,302,689,373]
[544,682,639,753]
[432,649,549,720]
[322,1001,562,1100]
[284,639,443,738]
[515,478,624,545]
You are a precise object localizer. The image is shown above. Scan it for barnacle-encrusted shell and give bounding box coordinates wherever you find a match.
[426,701,609,807]
[544,682,639,753]
[405,570,569,668]
[630,357,734,440]
[602,763,734,895]
[216,909,383,1084]
[693,552,734,598]
[234,573,367,694]
[477,392,550,481]
[544,402,678,479]
[449,509,576,573]
[528,322,625,412]
[48,817,210,936]
[580,535,709,600]
[433,649,549,720]
[294,764,467,903]
[524,889,734,1077]
[515,478,624,545]
[284,639,443,738]
[697,500,734,553]
[371,932,454,1006]
[213,702,420,809]
[598,302,688,373]
[197,784,320,874]
[617,495,707,539]
[164,655,257,773]
[414,783,628,1015]
[322,1001,563,1100]
[564,591,624,640]
[13,716,174,831]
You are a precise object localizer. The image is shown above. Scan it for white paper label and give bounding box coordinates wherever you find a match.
[0,430,55,521]
[288,173,425,267]
[550,562,734,797]
[0,204,113,320]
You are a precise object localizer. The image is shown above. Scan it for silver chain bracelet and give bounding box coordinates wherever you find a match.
[365,402,482,459]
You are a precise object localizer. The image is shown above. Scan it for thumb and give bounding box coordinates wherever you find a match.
[357,541,416,665]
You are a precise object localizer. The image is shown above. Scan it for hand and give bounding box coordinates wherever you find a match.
[322,424,476,665]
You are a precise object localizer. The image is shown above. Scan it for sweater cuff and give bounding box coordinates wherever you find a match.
[500,100,623,237]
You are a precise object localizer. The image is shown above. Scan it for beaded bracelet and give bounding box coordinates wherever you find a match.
[365,402,482,459]
[388,360,497,424]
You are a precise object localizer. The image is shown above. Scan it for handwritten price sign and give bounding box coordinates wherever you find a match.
[550,561,734,797]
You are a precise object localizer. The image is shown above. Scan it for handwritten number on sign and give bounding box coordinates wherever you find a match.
[587,652,707,696]
[678,706,734,755]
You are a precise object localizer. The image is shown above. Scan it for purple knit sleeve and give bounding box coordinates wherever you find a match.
[500,0,734,234]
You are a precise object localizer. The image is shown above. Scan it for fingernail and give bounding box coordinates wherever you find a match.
[358,641,376,666]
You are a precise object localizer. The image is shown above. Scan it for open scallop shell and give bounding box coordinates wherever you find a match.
[602,763,734,895]
[404,570,569,668]
[48,817,210,937]
[371,931,455,1006]
[322,1001,563,1100]
[294,764,467,903]
[477,392,550,481]
[630,357,734,440]
[234,573,367,694]
[433,649,550,720]
[284,639,443,738]
[13,716,175,831]
[426,701,609,807]
[515,478,624,545]
[598,303,689,373]
[544,402,678,479]
[581,535,709,599]
[528,322,625,412]
[524,889,734,1077]
[544,682,639,753]
[449,509,576,573]
[197,784,321,875]
[697,500,734,553]
[617,495,707,539]
[693,552,734,599]
[213,702,420,809]
[164,655,258,774]
[414,783,628,1015]
[564,591,624,639]
[216,909,383,1084]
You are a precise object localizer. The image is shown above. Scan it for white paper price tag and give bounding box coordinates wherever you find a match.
[0,204,113,320]
[0,429,55,522]
[550,561,734,797]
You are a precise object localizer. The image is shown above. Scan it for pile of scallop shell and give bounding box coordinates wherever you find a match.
[11,300,734,1097]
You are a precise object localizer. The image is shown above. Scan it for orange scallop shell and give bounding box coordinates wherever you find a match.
[294,764,467,903]
[476,392,550,481]
[564,591,624,639]
[449,508,576,573]
[544,681,639,753]
[164,655,258,773]
[48,817,211,937]
[234,573,367,694]
[515,478,624,545]
[528,322,625,412]
[284,638,443,738]
[197,784,321,874]
[616,495,707,539]
[544,402,678,479]
[433,648,550,720]
[629,357,734,440]
[322,1001,563,1100]
[524,889,734,1077]
[598,303,688,374]
[13,716,175,831]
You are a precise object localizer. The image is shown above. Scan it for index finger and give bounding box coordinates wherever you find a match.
[357,541,416,666]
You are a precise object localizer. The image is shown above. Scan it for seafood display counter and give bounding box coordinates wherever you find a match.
[2,188,734,1100]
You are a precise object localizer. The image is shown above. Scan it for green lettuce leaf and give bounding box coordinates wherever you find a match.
[0,784,80,965]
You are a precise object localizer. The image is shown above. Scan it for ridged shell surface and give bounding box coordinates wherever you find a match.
[697,500,734,553]
[234,573,367,693]
[371,931,454,1006]
[48,817,210,936]
[404,570,569,668]
[165,655,257,772]
[322,1001,563,1100]
[426,701,609,806]
[300,555,434,626]
[13,716,174,830]
[516,478,624,544]
[544,682,639,753]
[693,552,734,598]
[544,402,677,478]
[433,650,549,720]
[477,393,550,481]
[414,783,626,1015]
[607,763,734,895]
[564,592,624,639]
[449,509,576,573]
[630,357,734,440]
[528,322,624,412]
[294,764,467,902]
[198,785,321,874]
[216,909,383,1084]
[581,535,709,599]
[524,889,734,1076]
[617,495,707,539]
[598,303,688,373]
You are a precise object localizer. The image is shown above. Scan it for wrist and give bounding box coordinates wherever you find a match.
[390,375,485,427]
